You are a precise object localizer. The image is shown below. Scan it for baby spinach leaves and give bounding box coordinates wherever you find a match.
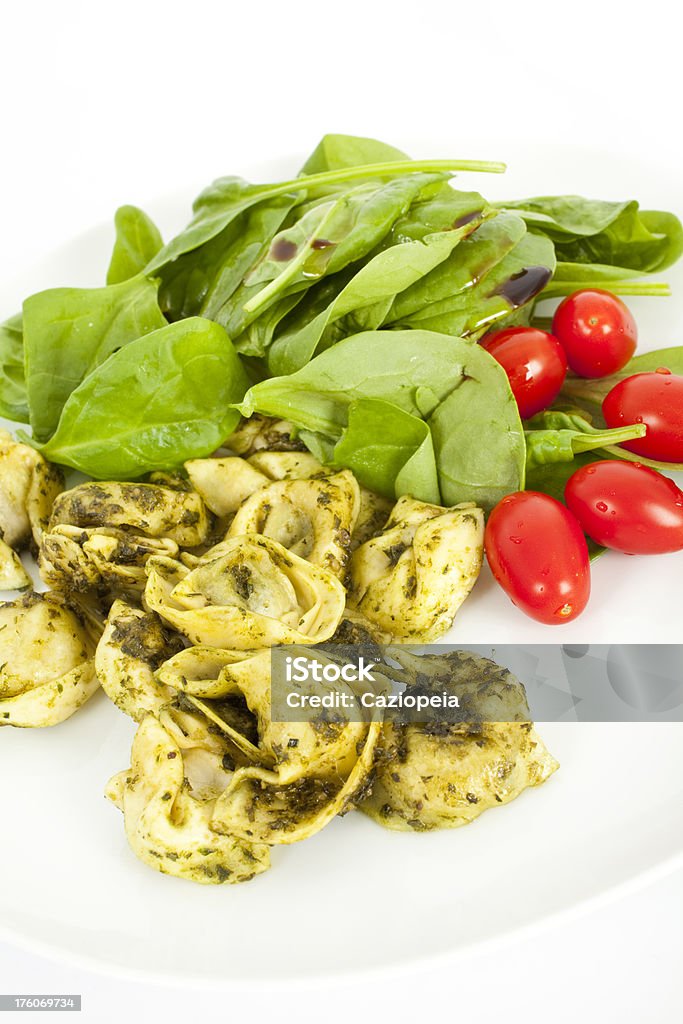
[239,329,467,433]
[333,398,440,503]
[107,206,163,285]
[146,157,504,275]
[427,341,526,508]
[299,134,409,174]
[389,219,555,340]
[39,319,248,478]
[268,199,487,375]
[497,195,683,273]
[3,133,681,513]
[0,314,28,422]
[541,261,670,299]
[159,194,299,322]
[240,329,525,509]
[23,274,167,442]
[241,174,447,317]
[562,345,683,407]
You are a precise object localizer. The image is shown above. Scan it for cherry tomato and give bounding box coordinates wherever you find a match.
[484,491,590,624]
[565,460,683,554]
[602,370,683,462]
[552,289,637,378]
[483,327,568,419]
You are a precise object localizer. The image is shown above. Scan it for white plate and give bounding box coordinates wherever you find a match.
[1,143,682,985]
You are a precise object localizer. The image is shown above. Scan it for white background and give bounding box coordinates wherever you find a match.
[1,0,682,1020]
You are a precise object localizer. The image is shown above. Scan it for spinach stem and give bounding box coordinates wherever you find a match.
[259,159,507,198]
[571,422,646,452]
[541,280,670,299]
[243,202,341,314]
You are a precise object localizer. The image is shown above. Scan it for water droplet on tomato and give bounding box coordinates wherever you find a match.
[655,367,672,374]
[596,501,608,512]
[509,536,523,544]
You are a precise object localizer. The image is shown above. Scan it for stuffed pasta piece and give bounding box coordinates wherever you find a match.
[227,471,360,579]
[40,480,210,597]
[95,598,184,721]
[348,496,484,641]
[144,535,345,648]
[0,430,63,589]
[359,651,558,831]
[0,592,99,727]
[157,645,382,845]
[106,710,271,884]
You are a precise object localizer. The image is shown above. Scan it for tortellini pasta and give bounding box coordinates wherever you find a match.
[157,644,383,844]
[185,451,324,518]
[40,527,179,595]
[226,415,305,456]
[361,721,558,832]
[158,645,371,782]
[144,535,346,648]
[351,487,393,552]
[177,648,381,843]
[359,652,558,832]
[49,481,211,548]
[211,721,381,846]
[348,496,484,641]
[0,539,30,591]
[106,713,270,884]
[227,471,360,578]
[95,599,183,721]
[0,592,98,727]
[40,480,211,596]
[247,451,324,481]
[0,431,63,589]
[1,416,557,886]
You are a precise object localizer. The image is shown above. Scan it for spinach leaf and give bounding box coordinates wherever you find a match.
[39,318,248,478]
[385,212,526,324]
[159,194,298,322]
[0,314,29,423]
[497,195,683,272]
[537,395,683,473]
[332,398,440,503]
[267,200,487,375]
[23,275,167,443]
[240,329,525,509]
[385,187,489,243]
[394,224,555,339]
[107,206,163,285]
[524,410,646,470]
[427,342,525,508]
[146,158,504,275]
[300,134,409,174]
[235,173,447,322]
[239,329,468,434]
[233,292,305,357]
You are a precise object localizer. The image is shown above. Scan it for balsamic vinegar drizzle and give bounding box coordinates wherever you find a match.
[495,265,552,307]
